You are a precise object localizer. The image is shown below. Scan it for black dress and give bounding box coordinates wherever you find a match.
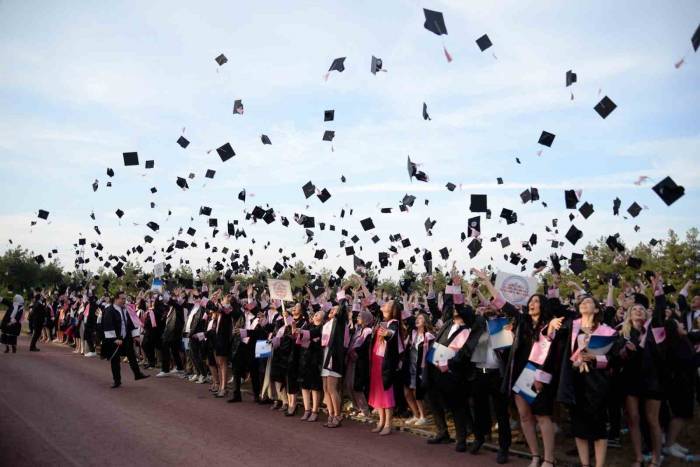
[351,327,372,393]
[214,309,233,357]
[270,319,290,384]
[298,322,323,390]
[284,316,306,394]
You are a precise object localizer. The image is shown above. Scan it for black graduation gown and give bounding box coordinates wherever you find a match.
[162,302,185,344]
[230,307,256,376]
[307,300,349,376]
[0,304,24,345]
[298,322,323,390]
[284,316,306,393]
[214,304,234,357]
[351,327,372,393]
[270,319,290,383]
[369,320,401,390]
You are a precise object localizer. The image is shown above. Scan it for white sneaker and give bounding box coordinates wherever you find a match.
[404,417,416,425]
[188,374,198,382]
[196,375,206,384]
[672,443,690,454]
[413,417,429,426]
[168,369,181,374]
[667,444,687,459]
[84,352,97,357]
[155,371,170,378]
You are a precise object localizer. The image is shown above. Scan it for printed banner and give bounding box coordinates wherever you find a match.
[267,279,293,301]
[495,272,538,306]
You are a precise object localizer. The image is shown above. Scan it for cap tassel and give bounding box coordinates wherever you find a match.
[570,91,574,101]
[443,45,453,63]
[323,72,330,82]
[674,57,685,69]
[492,52,498,60]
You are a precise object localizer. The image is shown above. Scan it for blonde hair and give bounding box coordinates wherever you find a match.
[621,304,649,339]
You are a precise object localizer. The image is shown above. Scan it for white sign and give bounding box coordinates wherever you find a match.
[153,262,165,278]
[267,279,293,301]
[444,285,462,295]
[494,272,538,306]
[151,278,164,292]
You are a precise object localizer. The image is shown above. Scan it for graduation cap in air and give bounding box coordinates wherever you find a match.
[402,194,416,207]
[565,225,583,245]
[564,189,579,209]
[115,209,124,219]
[470,194,488,212]
[497,177,504,185]
[438,247,449,261]
[236,189,245,202]
[209,218,218,227]
[34,254,45,264]
[627,202,642,217]
[322,130,335,141]
[200,206,212,216]
[566,70,577,87]
[177,136,190,148]
[423,8,447,35]
[520,189,532,204]
[186,227,196,236]
[324,110,334,122]
[538,131,555,147]
[594,96,617,119]
[652,176,685,206]
[261,134,271,145]
[424,217,436,235]
[317,188,331,203]
[176,177,189,190]
[578,202,594,219]
[407,156,428,182]
[569,257,587,275]
[302,181,316,199]
[445,182,456,192]
[627,257,643,269]
[371,55,384,74]
[123,152,139,166]
[422,102,431,121]
[205,169,216,179]
[233,99,244,115]
[92,179,99,192]
[147,221,159,232]
[107,168,114,177]
[215,53,227,66]
[145,160,154,169]
[360,217,375,231]
[468,216,480,237]
[37,209,50,220]
[467,238,482,258]
[613,197,621,215]
[328,57,346,74]
[500,208,517,225]
[216,143,235,162]
[475,34,492,51]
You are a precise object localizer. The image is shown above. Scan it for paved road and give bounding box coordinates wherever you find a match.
[0,337,523,467]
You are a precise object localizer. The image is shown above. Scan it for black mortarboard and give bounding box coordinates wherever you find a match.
[302,181,315,199]
[422,102,431,121]
[468,216,480,236]
[627,202,642,217]
[233,99,244,114]
[613,197,621,215]
[371,55,383,74]
[360,217,375,231]
[314,249,326,260]
[652,176,685,206]
[692,23,700,51]
[107,168,114,177]
[317,188,331,203]
[115,209,124,218]
[406,156,428,182]
[199,206,212,216]
[261,134,271,145]
[92,179,98,192]
[401,238,411,248]
[217,143,235,162]
[345,246,355,256]
[328,57,346,72]
[569,258,586,275]
[380,207,392,214]
[423,8,447,35]
[520,189,532,204]
[145,160,154,169]
[123,152,139,166]
[37,209,49,220]
[566,70,577,87]
[176,177,188,190]
[439,247,449,260]
[538,131,555,147]
[594,96,617,119]
[187,227,196,236]
[322,130,335,141]
[340,175,346,183]
[205,169,216,179]
[578,202,594,219]
[324,110,334,122]
[144,235,153,243]
[500,208,517,225]
[500,237,510,248]
[565,189,578,209]
[262,209,275,224]
[627,257,643,269]
[424,217,436,234]
[467,238,482,258]
[371,235,380,243]
[175,240,187,249]
[273,262,284,275]
[215,53,227,66]
[470,194,487,212]
[446,182,456,192]
[565,225,583,245]
[476,34,492,51]
[208,218,218,227]
[606,234,624,252]
[177,136,190,148]
[402,194,416,207]
[35,254,45,264]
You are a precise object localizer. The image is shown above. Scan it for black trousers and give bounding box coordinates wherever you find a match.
[161,340,183,372]
[109,335,142,384]
[427,368,472,443]
[29,323,42,349]
[142,331,159,367]
[472,369,511,450]
[233,346,261,397]
[189,339,208,377]
[84,325,96,353]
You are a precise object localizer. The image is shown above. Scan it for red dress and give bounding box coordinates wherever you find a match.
[368,336,395,409]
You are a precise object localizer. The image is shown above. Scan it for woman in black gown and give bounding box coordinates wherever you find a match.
[1,295,25,353]
[298,309,323,421]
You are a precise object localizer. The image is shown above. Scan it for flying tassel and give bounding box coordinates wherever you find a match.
[570,91,574,101]
[674,57,685,69]
[323,72,330,82]
[492,53,498,60]
[443,45,452,63]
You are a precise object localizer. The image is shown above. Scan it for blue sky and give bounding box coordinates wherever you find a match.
[0,0,698,279]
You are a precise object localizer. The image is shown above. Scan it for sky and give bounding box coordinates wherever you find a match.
[0,0,698,280]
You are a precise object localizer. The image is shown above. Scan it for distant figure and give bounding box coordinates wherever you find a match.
[1,295,25,353]
[28,291,46,351]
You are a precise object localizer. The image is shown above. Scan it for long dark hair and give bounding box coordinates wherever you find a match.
[526,293,552,330]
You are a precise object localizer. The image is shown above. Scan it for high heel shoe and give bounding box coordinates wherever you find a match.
[307,411,318,422]
[284,405,298,417]
[215,389,226,398]
[371,424,384,433]
[300,410,311,421]
[528,455,541,467]
[379,426,392,436]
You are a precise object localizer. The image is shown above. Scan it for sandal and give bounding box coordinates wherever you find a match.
[307,411,318,422]
[528,455,541,467]
[371,424,384,433]
[300,410,311,421]
[379,426,392,436]
[542,460,556,467]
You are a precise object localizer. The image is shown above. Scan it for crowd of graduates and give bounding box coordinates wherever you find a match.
[2,265,699,467]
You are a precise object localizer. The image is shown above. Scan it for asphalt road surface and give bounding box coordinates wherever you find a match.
[0,337,524,467]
